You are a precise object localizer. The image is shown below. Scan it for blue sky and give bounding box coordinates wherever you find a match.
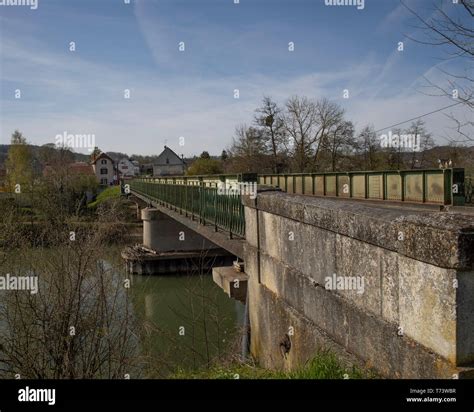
[0,0,471,156]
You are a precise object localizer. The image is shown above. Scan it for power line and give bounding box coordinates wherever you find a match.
[374,101,466,134]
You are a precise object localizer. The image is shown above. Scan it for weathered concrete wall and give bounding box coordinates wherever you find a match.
[243,192,474,378]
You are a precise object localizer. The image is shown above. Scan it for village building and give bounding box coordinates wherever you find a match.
[42,161,96,201]
[152,146,186,177]
[131,160,140,175]
[43,161,94,178]
[118,157,139,177]
[91,152,116,185]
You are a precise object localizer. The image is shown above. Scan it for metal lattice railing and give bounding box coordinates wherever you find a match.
[128,176,252,238]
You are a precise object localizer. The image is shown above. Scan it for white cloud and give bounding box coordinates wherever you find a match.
[1,3,471,156]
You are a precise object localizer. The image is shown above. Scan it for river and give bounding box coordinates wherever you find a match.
[0,243,245,378]
[93,246,246,377]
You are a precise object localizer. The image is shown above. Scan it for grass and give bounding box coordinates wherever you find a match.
[171,351,373,380]
[87,186,121,208]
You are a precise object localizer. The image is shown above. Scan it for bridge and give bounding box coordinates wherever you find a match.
[126,173,256,259]
[124,168,474,378]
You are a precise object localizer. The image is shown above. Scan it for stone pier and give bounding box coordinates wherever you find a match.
[122,207,234,275]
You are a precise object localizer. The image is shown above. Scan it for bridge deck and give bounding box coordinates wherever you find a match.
[131,191,245,258]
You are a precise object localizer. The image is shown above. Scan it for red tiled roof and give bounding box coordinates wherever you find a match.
[43,162,94,177]
[69,162,94,175]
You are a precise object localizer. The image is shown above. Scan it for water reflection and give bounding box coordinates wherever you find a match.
[107,248,245,377]
[0,246,244,378]
[130,273,245,376]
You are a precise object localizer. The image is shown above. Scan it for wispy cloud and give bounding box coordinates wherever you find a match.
[1,0,470,155]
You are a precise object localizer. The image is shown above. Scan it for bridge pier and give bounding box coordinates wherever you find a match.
[122,207,234,275]
[141,207,221,252]
[141,208,164,251]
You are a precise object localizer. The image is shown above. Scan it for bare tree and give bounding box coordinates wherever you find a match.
[254,96,286,173]
[284,96,318,172]
[320,120,355,172]
[312,99,346,168]
[384,128,406,170]
[0,203,139,379]
[403,0,474,142]
[228,124,269,173]
[405,120,435,168]
[0,167,139,379]
[283,96,350,172]
[357,125,381,170]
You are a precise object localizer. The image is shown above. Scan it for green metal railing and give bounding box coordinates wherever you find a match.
[259,168,465,206]
[128,174,257,238]
[128,169,467,239]
[142,173,256,188]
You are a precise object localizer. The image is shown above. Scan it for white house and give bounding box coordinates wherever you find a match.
[118,157,139,177]
[131,160,140,176]
[91,152,116,185]
[152,146,186,176]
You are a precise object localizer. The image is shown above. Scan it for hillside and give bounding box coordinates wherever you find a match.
[0,143,473,177]
[0,144,90,166]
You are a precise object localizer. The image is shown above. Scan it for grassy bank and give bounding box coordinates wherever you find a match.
[87,186,121,208]
[171,351,374,379]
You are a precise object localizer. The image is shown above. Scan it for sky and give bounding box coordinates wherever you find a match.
[0,0,472,157]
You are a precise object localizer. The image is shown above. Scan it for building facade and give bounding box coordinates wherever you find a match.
[152,146,186,176]
[118,157,139,177]
[91,152,116,185]
[131,160,140,176]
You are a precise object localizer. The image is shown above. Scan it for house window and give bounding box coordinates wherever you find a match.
[100,168,108,175]
[101,159,107,165]
[166,158,169,164]
[100,178,108,185]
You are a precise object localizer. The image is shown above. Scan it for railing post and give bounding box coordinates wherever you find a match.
[229,194,233,240]
[364,173,369,199]
[191,185,194,221]
[185,180,188,217]
[199,176,203,224]
[382,172,386,201]
[422,170,426,203]
[443,169,450,205]
[214,188,218,232]
[400,171,405,202]
[451,168,465,206]
[348,173,352,198]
